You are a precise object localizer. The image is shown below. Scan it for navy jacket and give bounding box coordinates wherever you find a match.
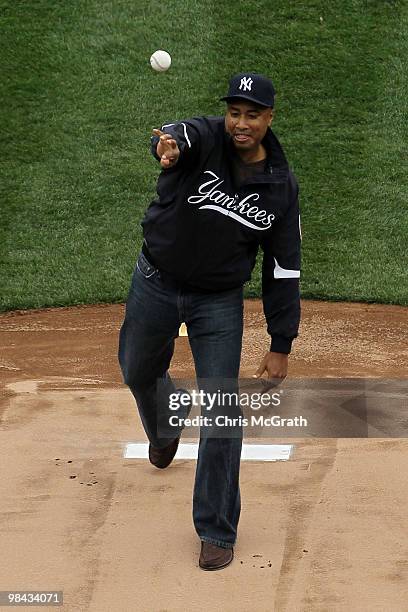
[141,116,301,354]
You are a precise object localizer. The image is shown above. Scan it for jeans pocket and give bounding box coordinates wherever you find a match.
[136,251,159,279]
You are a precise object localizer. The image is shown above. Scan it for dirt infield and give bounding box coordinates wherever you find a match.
[1,299,408,611]
[1,299,407,387]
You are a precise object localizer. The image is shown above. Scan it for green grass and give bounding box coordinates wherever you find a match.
[1,0,407,310]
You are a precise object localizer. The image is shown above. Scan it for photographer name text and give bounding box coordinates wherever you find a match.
[168,415,308,428]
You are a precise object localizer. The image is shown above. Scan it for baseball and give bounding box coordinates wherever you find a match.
[150,50,171,72]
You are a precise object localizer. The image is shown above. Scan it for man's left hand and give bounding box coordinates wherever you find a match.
[253,351,288,383]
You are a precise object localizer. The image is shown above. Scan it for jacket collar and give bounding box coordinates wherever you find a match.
[263,128,289,175]
[225,126,289,184]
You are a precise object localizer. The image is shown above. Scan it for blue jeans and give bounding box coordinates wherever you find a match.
[118,251,244,548]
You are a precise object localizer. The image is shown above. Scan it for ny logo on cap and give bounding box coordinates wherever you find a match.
[239,77,253,92]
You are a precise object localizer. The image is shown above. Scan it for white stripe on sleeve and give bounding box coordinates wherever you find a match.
[180,122,191,148]
[273,258,300,279]
[161,122,191,148]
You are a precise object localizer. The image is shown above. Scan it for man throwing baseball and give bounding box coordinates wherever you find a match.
[118,72,301,570]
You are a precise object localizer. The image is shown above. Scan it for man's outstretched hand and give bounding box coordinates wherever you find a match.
[153,129,180,168]
[253,351,288,388]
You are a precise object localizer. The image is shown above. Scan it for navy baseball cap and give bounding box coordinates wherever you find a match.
[220,72,275,108]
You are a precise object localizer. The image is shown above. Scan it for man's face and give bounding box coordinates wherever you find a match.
[225,100,274,154]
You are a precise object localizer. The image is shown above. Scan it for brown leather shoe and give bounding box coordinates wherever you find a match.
[199,542,234,571]
[148,437,179,469]
[149,389,191,469]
